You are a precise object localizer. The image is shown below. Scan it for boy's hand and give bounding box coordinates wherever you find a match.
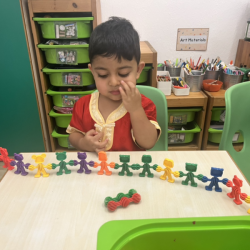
[79,129,109,153]
[119,80,142,113]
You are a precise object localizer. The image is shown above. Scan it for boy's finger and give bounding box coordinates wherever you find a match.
[119,86,127,99]
[87,129,98,136]
[96,139,109,148]
[95,148,106,153]
[94,131,104,140]
[121,80,131,95]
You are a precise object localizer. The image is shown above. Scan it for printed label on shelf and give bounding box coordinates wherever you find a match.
[67,138,75,149]
[169,114,187,124]
[55,22,77,39]
[168,133,185,143]
[57,50,77,64]
[62,95,80,107]
[220,110,226,122]
[232,133,239,142]
[62,73,82,85]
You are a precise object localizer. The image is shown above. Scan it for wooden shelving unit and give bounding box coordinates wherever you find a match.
[166,91,208,151]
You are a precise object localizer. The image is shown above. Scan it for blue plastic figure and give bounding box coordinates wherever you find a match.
[10,153,30,176]
[202,167,228,192]
[75,152,94,174]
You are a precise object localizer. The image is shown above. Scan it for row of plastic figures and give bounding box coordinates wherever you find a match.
[0,147,250,214]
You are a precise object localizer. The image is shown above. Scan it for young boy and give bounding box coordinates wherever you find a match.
[67,17,161,152]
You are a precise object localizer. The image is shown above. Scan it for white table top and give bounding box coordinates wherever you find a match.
[0,151,249,250]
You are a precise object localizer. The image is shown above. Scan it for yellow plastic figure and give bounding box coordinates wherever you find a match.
[28,154,52,178]
[244,195,250,214]
[156,158,179,183]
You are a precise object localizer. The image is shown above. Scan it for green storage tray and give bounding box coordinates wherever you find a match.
[49,110,72,128]
[51,127,72,148]
[47,87,95,107]
[97,216,250,250]
[43,67,94,87]
[137,66,152,83]
[168,122,201,144]
[168,108,201,125]
[37,44,89,64]
[208,128,243,143]
[33,17,93,39]
[211,107,225,121]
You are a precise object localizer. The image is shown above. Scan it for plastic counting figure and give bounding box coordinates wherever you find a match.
[202,167,228,192]
[93,151,115,176]
[245,196,250,214]
[29,154,52,178]
[75,152,94,174]
[226,175,247,205]
[114,155,137,176]
[132,155,158,178]
[104,189,138,206]
[156,158,179,183]
[0,147,14,171]
[107,193,141,212]
[178,163,203,187]
[10,153,30,176]
[52,152,76,176]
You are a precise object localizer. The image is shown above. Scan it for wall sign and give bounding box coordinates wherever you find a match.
[176,28,209,51]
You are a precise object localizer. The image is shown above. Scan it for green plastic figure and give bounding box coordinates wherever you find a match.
[52,152,76,176]
[132,155,158,178]
[178,163,203,187]
[114,155,136,176]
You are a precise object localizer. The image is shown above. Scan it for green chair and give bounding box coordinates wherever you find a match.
[219,81,250,182]
[136,85,168,151]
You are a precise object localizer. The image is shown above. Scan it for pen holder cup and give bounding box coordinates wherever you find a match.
[204,70,220,80]
[184,71,204,92]
[166,67,181,77]
[223,73,243,90]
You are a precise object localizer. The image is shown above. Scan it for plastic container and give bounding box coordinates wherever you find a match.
[157,63,165,71]
[49,110,72,128]
[184,70,204,92]
[157,71,172,95]
[168,122,201,144]
[33,17,93,39]
[43,67,94,86]
[208,128,243,143]
[97,216,250,250]
[203,80,223,92]
[223,72,244,90]
[204,70,220,80]
[51,127,73,148]
[171,78,190,96]
[211,107,225,122]
[47,87,95,107]
[137,66,152,83]
[166,67,181,77]
[37,44,89,64]
[168,108,201,125]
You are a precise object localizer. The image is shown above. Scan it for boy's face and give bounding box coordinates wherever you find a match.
[89,56,145,101]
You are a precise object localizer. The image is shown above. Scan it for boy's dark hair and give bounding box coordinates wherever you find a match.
[89,16,140,64]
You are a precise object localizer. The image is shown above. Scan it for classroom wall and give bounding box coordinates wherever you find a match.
[100,0,250,64]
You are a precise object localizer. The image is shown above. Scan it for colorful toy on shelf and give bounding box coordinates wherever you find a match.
[178,163,203,187]
[104,189,138,206]
[52,152,76,176]
[114,155,138,176]
[226,175,248,205]
[75,152,94,174]
[93,151,115,176]
[156,158,179,183]
[245,196,250,214]
[132,155,158,178]
[29,154,52,178]
[0,147,14,171]
[202,167,229,192]
[10,153,30,176]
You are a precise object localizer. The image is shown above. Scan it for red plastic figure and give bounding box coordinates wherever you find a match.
[226,175,248,205]
[94,151,115,176]
[0,147,14,171]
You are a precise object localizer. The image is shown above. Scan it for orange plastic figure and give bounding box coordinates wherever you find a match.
[156,158,179,183]
[245,196,250,214]
[93,151,115,176]
[0,147,14,171]
[28,154,52,178]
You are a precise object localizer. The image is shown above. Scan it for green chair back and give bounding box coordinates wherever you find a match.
[219,81,250,182]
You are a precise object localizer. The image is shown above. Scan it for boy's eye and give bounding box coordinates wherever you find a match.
[119,73,129,77]
[98,74,108,78]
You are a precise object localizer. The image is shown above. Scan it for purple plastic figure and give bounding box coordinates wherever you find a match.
[75,152,94,174]
[10,153,30,176]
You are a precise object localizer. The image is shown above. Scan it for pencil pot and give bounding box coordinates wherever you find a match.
[166,67,181,77]
[184,71,204,92]
[223,73,243,90]
[204,70,220,80]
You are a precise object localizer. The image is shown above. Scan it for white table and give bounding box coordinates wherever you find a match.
[0,151,249,250]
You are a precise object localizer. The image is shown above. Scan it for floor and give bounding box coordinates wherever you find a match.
[0,162,7,181]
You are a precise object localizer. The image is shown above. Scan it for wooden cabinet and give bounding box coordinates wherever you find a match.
[235,39,250,68]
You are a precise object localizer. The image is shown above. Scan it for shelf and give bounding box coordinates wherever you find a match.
[168,142,199,151]
[206,141,244,152]
[203,89,226,107]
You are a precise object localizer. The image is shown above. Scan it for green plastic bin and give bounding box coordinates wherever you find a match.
[47,87,95,107]
[137,66,152,83]
[168,108,201,125]
[49,110,72,128]
[43,67,94,87]
[51,127,72,148]
[97,216,250,250]
[37,44,89,64]
[33,17,93,39]
[168,122,201,144]
[211,107,225,122]
[208,127,243,144]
